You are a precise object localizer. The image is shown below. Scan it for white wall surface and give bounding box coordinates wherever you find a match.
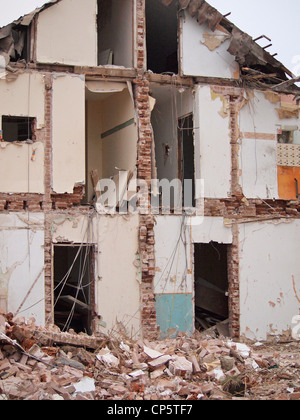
[239,219,300,341]
[0,213,45,325]
[194,85,231,198]
[239,138,278,199]
[52,73,85,193]
[0,72,45,129]
[0,142,44,193]
[187,216,232,244]
[97,214,141,338]
[36,0,98,66]
[180,12,238,79]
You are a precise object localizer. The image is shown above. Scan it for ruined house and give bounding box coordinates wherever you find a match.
[0,0,300,342]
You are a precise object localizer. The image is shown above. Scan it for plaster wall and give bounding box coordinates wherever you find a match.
[239,219,300,340]
[36,0,98,67]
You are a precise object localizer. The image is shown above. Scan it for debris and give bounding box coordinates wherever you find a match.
[0,312,300,400]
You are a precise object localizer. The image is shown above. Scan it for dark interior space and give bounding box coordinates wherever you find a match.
[54,245,94,335]
[194,242,229,332]
[146,0,178,74]
[178,114,195,209]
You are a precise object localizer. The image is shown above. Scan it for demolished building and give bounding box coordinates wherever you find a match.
[0,0,300,343]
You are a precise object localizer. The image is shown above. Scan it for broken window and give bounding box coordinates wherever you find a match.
[53,244,95,335]
[146,0,178,74]
[194,242,229,332]
[1,116,35,142]
[97,0,134,68]
[277,126,300,145]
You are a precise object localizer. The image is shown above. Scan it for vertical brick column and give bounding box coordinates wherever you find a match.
[43,73,53,323]
[227,224,240,338]
[228,95,244,338]
[134,0,159,340]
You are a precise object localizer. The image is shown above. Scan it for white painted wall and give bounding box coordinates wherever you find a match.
[187,216,232,244]
[97,214,141,338]
[52,73,85,193]
[240,139,278,199]
[0,213,45,325]
[36,0,98,67]
[194,85,231,198]
[0,142,44,193]
[180,12,238,79]
[0,72,45,129]
[239,219,300,341]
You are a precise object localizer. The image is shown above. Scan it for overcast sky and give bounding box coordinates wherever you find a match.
[0,0,299,74]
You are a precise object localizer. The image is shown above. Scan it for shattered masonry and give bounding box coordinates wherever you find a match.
[0,0,300,348]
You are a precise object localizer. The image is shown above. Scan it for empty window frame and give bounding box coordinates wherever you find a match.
[146,0,178,74]
[1,116,35,142]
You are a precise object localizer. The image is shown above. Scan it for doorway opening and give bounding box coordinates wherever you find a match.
[146,0,178,74]
[194,242,229,333]
[53,244,95,334]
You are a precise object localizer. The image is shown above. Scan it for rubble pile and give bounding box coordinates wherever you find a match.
[0,311,300,400]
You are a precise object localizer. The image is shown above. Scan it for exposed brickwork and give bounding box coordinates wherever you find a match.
[227,224,240,338]
[43,73,53,322]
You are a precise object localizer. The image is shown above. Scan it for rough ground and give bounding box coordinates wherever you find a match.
[0,311,299,401]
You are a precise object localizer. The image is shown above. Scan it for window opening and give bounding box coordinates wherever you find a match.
[1,116,35,142]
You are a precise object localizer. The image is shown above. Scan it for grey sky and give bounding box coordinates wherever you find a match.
[0,0,299,74]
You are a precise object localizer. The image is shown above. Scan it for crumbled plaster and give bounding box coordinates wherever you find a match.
[201,32,230,51]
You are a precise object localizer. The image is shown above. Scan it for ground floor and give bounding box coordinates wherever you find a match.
[0,210,299,341]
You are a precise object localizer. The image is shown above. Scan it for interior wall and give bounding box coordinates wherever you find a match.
[52,73,86,194]
[0,213,45,325]
[194,85,232,198]
[98,0,133,68]
[97,214,141,338]
[86,86,138,202]
[36,0,98,66]
[239,219,300,341]
[180,12,238,78]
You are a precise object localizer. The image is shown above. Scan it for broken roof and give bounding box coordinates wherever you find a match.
[0,0,299,96]
[161,0,300,96]
[0,0,60,65]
